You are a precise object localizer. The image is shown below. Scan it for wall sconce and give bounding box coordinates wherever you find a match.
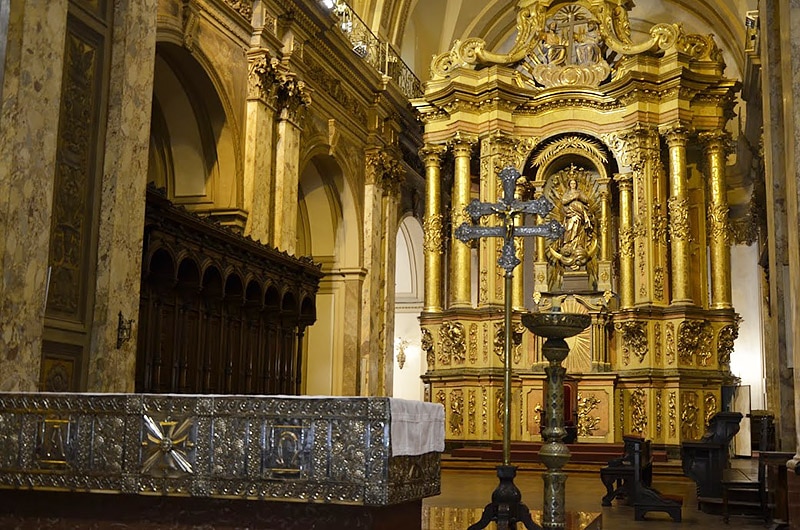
[116,311,134,349]
[395,338,410,370]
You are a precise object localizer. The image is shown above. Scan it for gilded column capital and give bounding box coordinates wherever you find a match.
[613,172,634,189]
[488,133,537,172]
[366,150,405,195]
[276,72,312,125]
[448,133,478,157]
[698,130,730,153]
[419,144,446,167]
[663,127,689,148]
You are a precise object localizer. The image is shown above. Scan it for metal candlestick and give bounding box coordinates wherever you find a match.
[521,312,591,529]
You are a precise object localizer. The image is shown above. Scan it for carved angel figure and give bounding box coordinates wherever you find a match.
[541,21,567,65]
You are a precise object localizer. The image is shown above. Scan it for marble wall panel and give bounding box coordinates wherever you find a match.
[0,0,69,391]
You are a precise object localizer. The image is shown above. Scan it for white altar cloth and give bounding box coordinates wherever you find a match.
[389,398,445,456]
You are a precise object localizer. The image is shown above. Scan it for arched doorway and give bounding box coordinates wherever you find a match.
[392,215,425,401]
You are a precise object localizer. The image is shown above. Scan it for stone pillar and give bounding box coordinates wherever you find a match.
[272,73,310,255]
[361,151,403,396]
[86,0,158,392]
[0,0,69,391]
[420,145,446,313]
[615,173,635,310]
[243,50,279,244]
[450,136,474,308]
[701,132,733,310]
[665,128,693,305]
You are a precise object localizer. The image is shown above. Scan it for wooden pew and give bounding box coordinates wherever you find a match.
[630,437,683,522]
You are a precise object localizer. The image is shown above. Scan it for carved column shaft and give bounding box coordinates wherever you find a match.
[421,145,446,312]
[702,133,732,309]
[451,138,473,308]
[616,173,635,309]
[666,129,693,304]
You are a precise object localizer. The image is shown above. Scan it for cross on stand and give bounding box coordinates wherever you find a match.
[455,166,564,530]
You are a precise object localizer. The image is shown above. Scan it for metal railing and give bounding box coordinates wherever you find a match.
[322,0,423,99]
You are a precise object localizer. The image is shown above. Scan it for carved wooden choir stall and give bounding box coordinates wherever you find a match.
[416,0,740,454]
[137,186,323,395]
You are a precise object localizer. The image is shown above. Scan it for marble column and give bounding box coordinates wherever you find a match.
[243,49,279,244]
[615,173,635,310]
[665,128,693,305]
[0,0,69,391]
[450,136,474,308]
[420,145,446,313]
[272,74,310,255]
[700,132,732,310]
[86,0,158,392]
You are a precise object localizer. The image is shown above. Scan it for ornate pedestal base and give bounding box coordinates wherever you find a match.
[467,465,540,530]
[426,506,601,530]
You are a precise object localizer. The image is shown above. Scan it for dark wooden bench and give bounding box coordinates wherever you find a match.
[600,435,652,506]
[629,437,683,522]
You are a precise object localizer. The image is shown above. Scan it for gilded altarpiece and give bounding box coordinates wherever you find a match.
[417,0,738,452]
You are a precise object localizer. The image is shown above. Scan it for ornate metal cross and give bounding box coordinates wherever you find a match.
[456,166,563,530]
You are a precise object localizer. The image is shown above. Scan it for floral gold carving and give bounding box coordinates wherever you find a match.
[656,390,663,437]
[681,392,700,440]
[668,197,691,241]
[630,388,647,435]
[449,390,464,436]
[577,393,601,437]
[668,391,677,437]
[423,214,445,255]
[223,0,252,20]
[482,387,488,434]
[495,389,505,436]
[469,324,478,364]
[665,322,675,365]
[616,321,648,365]
[704,393,718,427]
[707,203,731,244]
[717,321,740,365]
[439,322,466,365]
[468,390,476,434]
[421,328,434,368]
[493,322,524,364]
[653,322,662,364]
[678,320,713,366]
[436,389,446,407]
[483,323,489,363]
[654,266,665,301]
[366,151,405,194]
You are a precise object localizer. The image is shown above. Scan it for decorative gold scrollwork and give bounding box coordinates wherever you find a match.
[704,393,718,427]
[577,393,601,437]
[615,321,648,365]
[439,322,466,365]
[421,328,434,368]
[681,392,700,440]
[630,388,647,435]
[717,321,740,365]
[678,320,713,366]
[449,390,464,436]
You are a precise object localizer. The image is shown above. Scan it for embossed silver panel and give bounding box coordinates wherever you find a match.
[0,394,440,506]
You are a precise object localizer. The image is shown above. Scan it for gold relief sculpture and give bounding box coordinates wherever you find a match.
[496,389,505,436]
[469,390,476,434]
[656,390,663,437]
[654,267,665,301]
[479,269,488,304]
[577,393,601,437]
[665,322,675,364]
[469,324,478,364]
[668,391,677,437]
[652,204,668,244]
[423,214,446,255]
[619,389,625,433]
[653,322,662,364]
[618,225,635,258]
[681,392,700,440]
[449,390,464,436]
[533,403,544,433]
[247,53,280,102]
[704,393,718,427]
[439,322,466,365]
[490,134,537,172]
[707,203,731,244]
[482,387,488,435]
[493,322,524,364]
[668,197,691,241]
[483,323,489,363]
[678,320,713,366]
[437,389,446,408]
[630,388,647,435]
[366,151,405,194]
[717,321,740,365]
[421,328,434,368]
[615,321,647,365]
[223,0,252,19]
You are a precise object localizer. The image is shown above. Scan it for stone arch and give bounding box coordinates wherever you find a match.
[147,42,240,223]
[298,153,362,396]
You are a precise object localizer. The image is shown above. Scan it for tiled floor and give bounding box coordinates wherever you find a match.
[423,467,770,529]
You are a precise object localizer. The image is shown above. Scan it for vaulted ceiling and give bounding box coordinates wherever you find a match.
[354,0,757,82]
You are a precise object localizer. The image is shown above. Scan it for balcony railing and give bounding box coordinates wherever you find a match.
[321,0,423,99]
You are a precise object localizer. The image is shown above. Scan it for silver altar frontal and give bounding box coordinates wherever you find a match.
[0,393,443,506]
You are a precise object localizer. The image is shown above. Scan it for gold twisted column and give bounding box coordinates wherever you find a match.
[615,173,635,309]
[421,145,446,312]
[450,136,475,308]
[701,132,732,309]
[665,128,693,305]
